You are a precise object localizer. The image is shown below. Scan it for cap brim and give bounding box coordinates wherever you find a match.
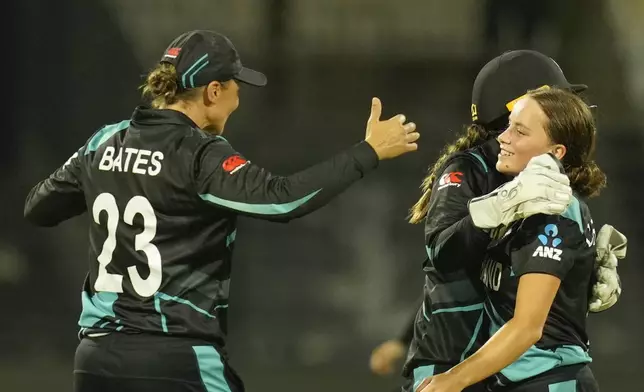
[568,83,588,93]
[234,67,267,87]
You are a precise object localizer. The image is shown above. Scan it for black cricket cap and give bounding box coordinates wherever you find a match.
[471,50,587,128]
[160,30,267,89]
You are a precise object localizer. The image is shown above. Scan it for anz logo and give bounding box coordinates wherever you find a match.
[532,224,563,261]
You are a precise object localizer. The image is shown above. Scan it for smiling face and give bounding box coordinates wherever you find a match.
[496,96,566,175]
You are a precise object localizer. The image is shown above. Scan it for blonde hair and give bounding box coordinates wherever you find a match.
[408,124,491,223]
[140,63,201,108]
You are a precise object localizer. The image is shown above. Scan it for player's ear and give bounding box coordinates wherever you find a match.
[204,81,224,104]
[550,144,566,161]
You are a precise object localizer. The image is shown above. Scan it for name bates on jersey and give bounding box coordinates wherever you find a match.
[99,147,164,176]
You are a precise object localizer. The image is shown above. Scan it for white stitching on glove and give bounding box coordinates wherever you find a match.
[589,224,627,313]
[468,153,573,229]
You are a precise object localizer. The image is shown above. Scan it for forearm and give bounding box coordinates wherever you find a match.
[198,141,378,222]
[447,318,540,387]
[270,141,378,221]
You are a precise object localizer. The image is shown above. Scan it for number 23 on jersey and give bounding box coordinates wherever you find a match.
[92,193,162,297]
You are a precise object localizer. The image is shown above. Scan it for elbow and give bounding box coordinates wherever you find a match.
[426,243,458,273]
[24,202,56,227]
[24,210,50,227]
[23,201,39,225]
[526,327,543,345]
[24,187,46,226]
[432,255,457,273]
[512,318,544,346]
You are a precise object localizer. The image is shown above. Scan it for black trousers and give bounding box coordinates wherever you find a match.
[74,333,244,392]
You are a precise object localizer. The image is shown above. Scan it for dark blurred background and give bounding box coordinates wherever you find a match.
[3,1,643,391]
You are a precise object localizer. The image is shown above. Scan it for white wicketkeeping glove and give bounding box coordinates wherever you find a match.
[589,224,627,312]
[468,153,573,229]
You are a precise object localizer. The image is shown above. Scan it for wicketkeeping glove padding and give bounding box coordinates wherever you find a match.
[589,224,627,312]
[468,153,573,229]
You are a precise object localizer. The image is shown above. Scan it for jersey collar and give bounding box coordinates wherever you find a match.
[131,106,200,128]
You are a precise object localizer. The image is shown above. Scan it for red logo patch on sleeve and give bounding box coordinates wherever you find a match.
[222,155,249,174]
[437,171,463,190]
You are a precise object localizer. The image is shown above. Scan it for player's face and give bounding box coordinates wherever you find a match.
[496,97,557,175]
[204,80,240,134]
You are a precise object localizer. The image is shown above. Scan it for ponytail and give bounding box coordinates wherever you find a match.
[141,63,200,108]
[566,161,606,198]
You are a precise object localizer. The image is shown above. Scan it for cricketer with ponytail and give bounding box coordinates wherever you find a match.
[23,30,421,392]
[400,51,626,392]
[417,87,613,392]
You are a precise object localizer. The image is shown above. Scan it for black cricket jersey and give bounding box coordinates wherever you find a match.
[24,107,378,347]
[404,139,510,384]
[481,197,596,387]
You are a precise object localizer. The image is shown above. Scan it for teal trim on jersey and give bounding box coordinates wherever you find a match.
[78,291,118,328]
[484,299,505,326]
[432,302,484,315]
[426,236,448,262]
[226,230,237,248]
[555,345,592,366]
[461,309,485,361]
[468,152,489,173]
[425,245,434,261]
[413,365,436,391]
[154,295,169,332]
[422,302,430,322]
[485,300,591,383]
[199,189,322,215]
[561,197,583,234]
[549,380,577,392]
[85,120,131,154]
[214,304,229,310]
[192,346,232,392]
[499,345,591,383]
[182,54,209,88]
[156,292,217,319]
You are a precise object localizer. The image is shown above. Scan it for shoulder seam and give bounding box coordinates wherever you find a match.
[84,120,131,155]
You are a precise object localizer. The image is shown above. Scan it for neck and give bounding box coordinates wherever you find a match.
[165,102,210,130]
